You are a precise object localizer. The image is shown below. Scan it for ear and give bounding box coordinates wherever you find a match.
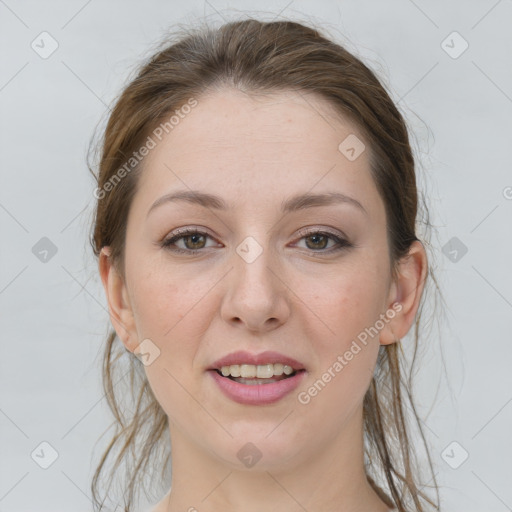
[99,247,138,352]
[379,240,428,345]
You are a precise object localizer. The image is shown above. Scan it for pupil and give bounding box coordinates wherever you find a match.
[187,234,204,249]
[306,234,327,250]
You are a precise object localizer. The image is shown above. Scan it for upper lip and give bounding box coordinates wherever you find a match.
[209,350,305,371]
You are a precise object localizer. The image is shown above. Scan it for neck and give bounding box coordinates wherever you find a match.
[156,404,391,512]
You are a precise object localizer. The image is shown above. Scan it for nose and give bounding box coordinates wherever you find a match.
[220,242,291,333]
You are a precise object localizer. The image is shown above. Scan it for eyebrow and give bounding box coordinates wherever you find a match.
[147,189,368,217]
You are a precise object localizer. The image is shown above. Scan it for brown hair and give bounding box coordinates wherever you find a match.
[89,17,442,512]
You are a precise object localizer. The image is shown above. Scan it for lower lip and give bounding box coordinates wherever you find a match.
[208,369,306,405]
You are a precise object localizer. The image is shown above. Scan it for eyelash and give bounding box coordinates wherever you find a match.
[160,227,352,255]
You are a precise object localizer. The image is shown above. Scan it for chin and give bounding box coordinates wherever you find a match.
[206,432,306,473]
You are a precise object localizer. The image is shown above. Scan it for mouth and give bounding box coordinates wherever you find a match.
[207,351,307,405]
[212,363,305,385]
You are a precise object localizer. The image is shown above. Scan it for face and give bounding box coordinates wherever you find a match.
[105,88,408,473]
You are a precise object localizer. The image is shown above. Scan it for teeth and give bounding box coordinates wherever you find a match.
[240,364,256,378]
[220,363,296,378]
[256,364,273,378]
[230,364,241,377]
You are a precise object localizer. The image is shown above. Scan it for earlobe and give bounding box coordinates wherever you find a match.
[379,240,428,345]
[99,247,137,351]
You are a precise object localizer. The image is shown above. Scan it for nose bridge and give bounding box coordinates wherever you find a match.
[233,234,278,300]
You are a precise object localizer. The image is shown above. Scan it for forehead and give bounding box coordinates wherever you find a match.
[133,88,381,215]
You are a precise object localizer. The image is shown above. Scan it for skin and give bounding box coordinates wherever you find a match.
[99,88,426,512]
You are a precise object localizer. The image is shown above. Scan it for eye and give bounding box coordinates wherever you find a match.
[293,229,352,254]
[161,228,219,254]
[160,227,352,255]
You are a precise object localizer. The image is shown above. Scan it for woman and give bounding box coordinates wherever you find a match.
[90,18,440,512]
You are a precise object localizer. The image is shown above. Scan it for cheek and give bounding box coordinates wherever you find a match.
[300,261,388,346]
[295,263,386,408]
[127,267,213,422]
[128,262,217,341]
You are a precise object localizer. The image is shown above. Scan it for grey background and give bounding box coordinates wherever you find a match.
[1,0,511,511]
